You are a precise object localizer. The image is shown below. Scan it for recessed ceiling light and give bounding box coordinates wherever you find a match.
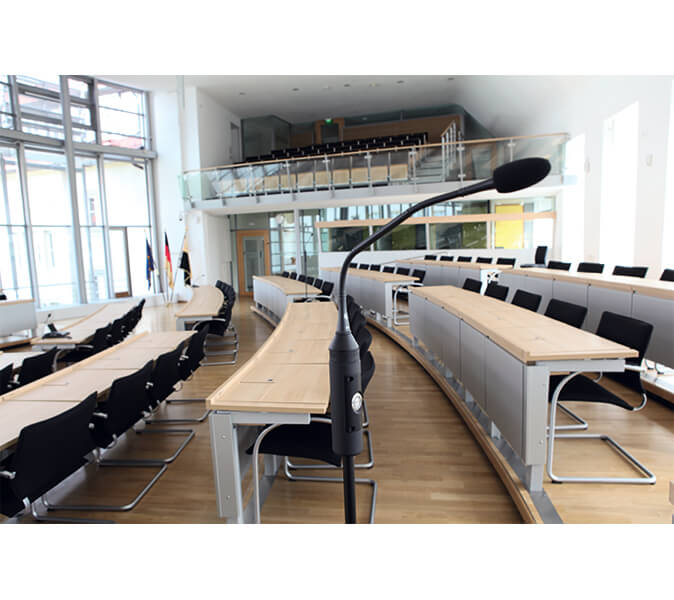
[292,88,300,92]
[322,85,332,90]
[368,82,380,87]
[239,91,246,95]
[396,80,405,84]
[447,77,455,81]
[343,83,351,87]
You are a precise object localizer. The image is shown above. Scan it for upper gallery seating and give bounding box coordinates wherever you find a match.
[243,132,428,164]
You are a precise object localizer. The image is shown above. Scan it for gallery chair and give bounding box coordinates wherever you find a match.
[612,265,648,278]
[289,272,297,280]
[457,256,472,262]
[369,264,381,271]
[463,278,482,293]
[484,282,509,301]
[577,262,604,274]
[439,256,454,262]
[547,260,571,271]
[396,267,410,276]
[511,289,542,312]
[521,245,547,268]
[424,255,437,260]
[660,268,674,281]
[476,257,493,264]
[298,274,306,282]
[544,299,587,329]
[0,393,111,522]
[393,269,426,325]
[382,266,395,273]
[546,311,655,485]
[358,264,369,270]
[496,257,516,266]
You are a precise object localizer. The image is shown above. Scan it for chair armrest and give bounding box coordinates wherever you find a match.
[0,470,16,480]
[76,344,94,351]
[624,364,647,373]
[92,412,108,420]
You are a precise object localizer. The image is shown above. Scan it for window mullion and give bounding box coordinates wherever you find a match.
[97,154,114,299]
[16,142,40,307]
[8,76,21,132]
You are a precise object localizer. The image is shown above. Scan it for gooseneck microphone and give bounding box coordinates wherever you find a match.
[330,157,551,523]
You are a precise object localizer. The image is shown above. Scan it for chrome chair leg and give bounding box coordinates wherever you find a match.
[286,429,374,471]
[546,372,656,484]
[132,427,196,463]
[25,498,114,524]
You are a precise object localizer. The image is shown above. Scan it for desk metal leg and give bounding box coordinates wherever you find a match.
[209,412,244,523]
[524,465,543,492]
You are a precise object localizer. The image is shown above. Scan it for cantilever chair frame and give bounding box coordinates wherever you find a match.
[251,418,377,524]
[190,318,238,366]
[546,368,655,485]
[392,280,424,326]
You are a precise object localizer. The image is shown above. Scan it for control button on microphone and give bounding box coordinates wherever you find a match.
[351,392,363,413]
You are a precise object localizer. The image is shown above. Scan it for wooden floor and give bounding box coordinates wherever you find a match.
[2,297,521,524]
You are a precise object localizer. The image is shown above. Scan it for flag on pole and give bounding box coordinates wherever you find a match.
[179,233,191,286]
[164,232,174,289]
[145,238,155,290]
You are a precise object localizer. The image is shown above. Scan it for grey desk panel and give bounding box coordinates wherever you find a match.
[522,276,553,313]
[409,293,426,343]
[426,301,446,361]
[459,321,486,409]
[499,273,527,305]
[441,310,462,378]
[631,293,674,367]
[586,285,633,332]
[552,280,589,309]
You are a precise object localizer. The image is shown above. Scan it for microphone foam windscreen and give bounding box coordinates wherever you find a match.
[493,158,551,193]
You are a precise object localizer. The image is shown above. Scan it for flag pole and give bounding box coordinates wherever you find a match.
[169,230,186,305]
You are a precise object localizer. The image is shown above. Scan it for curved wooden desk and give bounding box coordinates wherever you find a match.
[207,301,336,523]
[499,267,674,367]
[409,285,636,491]
[175,286,225,331]
[396,258,511,288]
[319,267,418,326]
[253,275,322,322]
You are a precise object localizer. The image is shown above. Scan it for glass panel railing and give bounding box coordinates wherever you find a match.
[180,133,568,206]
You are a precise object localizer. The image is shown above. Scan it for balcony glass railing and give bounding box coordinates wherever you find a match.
[179,133,568,206]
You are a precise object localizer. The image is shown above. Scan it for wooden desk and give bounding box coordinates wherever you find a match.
[0,299,37,348]
[207,301,335,523]
[253,275,322,322]
[499,268,674,367]
[396,259,511,288]
[0,351,42,372]
[319,267,418,326]
[175,286,224,330]
[408,285,635,491]
[31,301,135,350]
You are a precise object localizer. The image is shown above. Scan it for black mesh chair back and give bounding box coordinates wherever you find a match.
[440,256,454,262]
[298,274,306,282]
[355,326,373,360]
[321,281,334,296]
[511,289,542,312]
[281,271,290,278]
[534,246,548,264]
[306,277,315,286]
[0,393,97,516]
[484,282,509,301]
[314,278,323,289]
[577,262,604,274]
[361,351,376,393]
[396,267,410,276]
[463,278,482,293]
[90,324,113,353]
[411,269,426,284]
[369,265,381,271]
[424,255,437,260]
[457,256,472,262]
[547,260,571,271]
[544,299,587,328]
[358,264,369,270]
[0,364,13,395]
[660,268,674,282]
[180,328,209,381]
[612,265,648,278]
[92,361,154,447]
[289,272,297,280]
[476,257,493,264]
[382,266,395,273]
[148,343,185,409]
[349,263,357,268]
[17,347,58,387]
[215,280,226,292]
[108,317,126,346]
[497,257,516,266]
[596,311,653,391]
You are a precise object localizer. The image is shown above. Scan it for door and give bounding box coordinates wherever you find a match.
[236,230,271,296]
[109,227,132,297]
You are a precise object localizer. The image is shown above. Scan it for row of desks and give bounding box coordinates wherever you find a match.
[408,285,635,491]
[207,301,336,523]
[396,259,508,288]
[252,276,322,321]
[0,330,194,454]
[175,286,225,330]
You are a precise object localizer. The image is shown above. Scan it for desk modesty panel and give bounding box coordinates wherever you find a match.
[253,276,322,321]
[175,286,225,330]
[395,259,511,288]
[0,299,37,338]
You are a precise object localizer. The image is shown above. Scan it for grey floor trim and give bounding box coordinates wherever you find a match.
[388,323,563,524]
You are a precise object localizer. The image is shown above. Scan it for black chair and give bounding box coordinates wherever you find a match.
[289,272,297,280]
[546,311,655,484]
[396,267,410,276]
[511,289,542,312]
[484,282,509,301]
[305,276,315,286]
[314,278,323,289]
[358,264,369,270]
[660,268,674,282]
[43,362,169,514]
[108,317,126,346]
[369,265,381,271]
[547,260,571,271]
[318,280,334,300]
[544,299,587,329]
[193,305,238,366]
[463,278,482,293]
[0,393,111,522]
[457,256,472,262]
[382,266,395,273]
[349,263,357,268]
[281,271,290,278]
[393,270,426,324]
[298,274,306,282]
[476,257,493,264]
[424,255,437,260]
[496,257,516,266]
[577,262,604,274]
[521,245,547,268]
[440,256,454,262]
[0,364,13,395]
[10,347,58,389]
[612,265,648,278]
[62,324,113,364]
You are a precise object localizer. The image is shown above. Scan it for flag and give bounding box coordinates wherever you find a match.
[179,233,191,286]
[145,238,155,290]
[164,232,174,289]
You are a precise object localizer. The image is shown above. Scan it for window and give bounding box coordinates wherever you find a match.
[559,135,585,263]
[374,224,426,250]
[320,226,369,252]
[0,78,14,129]
[104,159,150,226]
[16,76,64,140]
[600,102,639,265]
[97,82,147,149]
[662,80,674,270]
